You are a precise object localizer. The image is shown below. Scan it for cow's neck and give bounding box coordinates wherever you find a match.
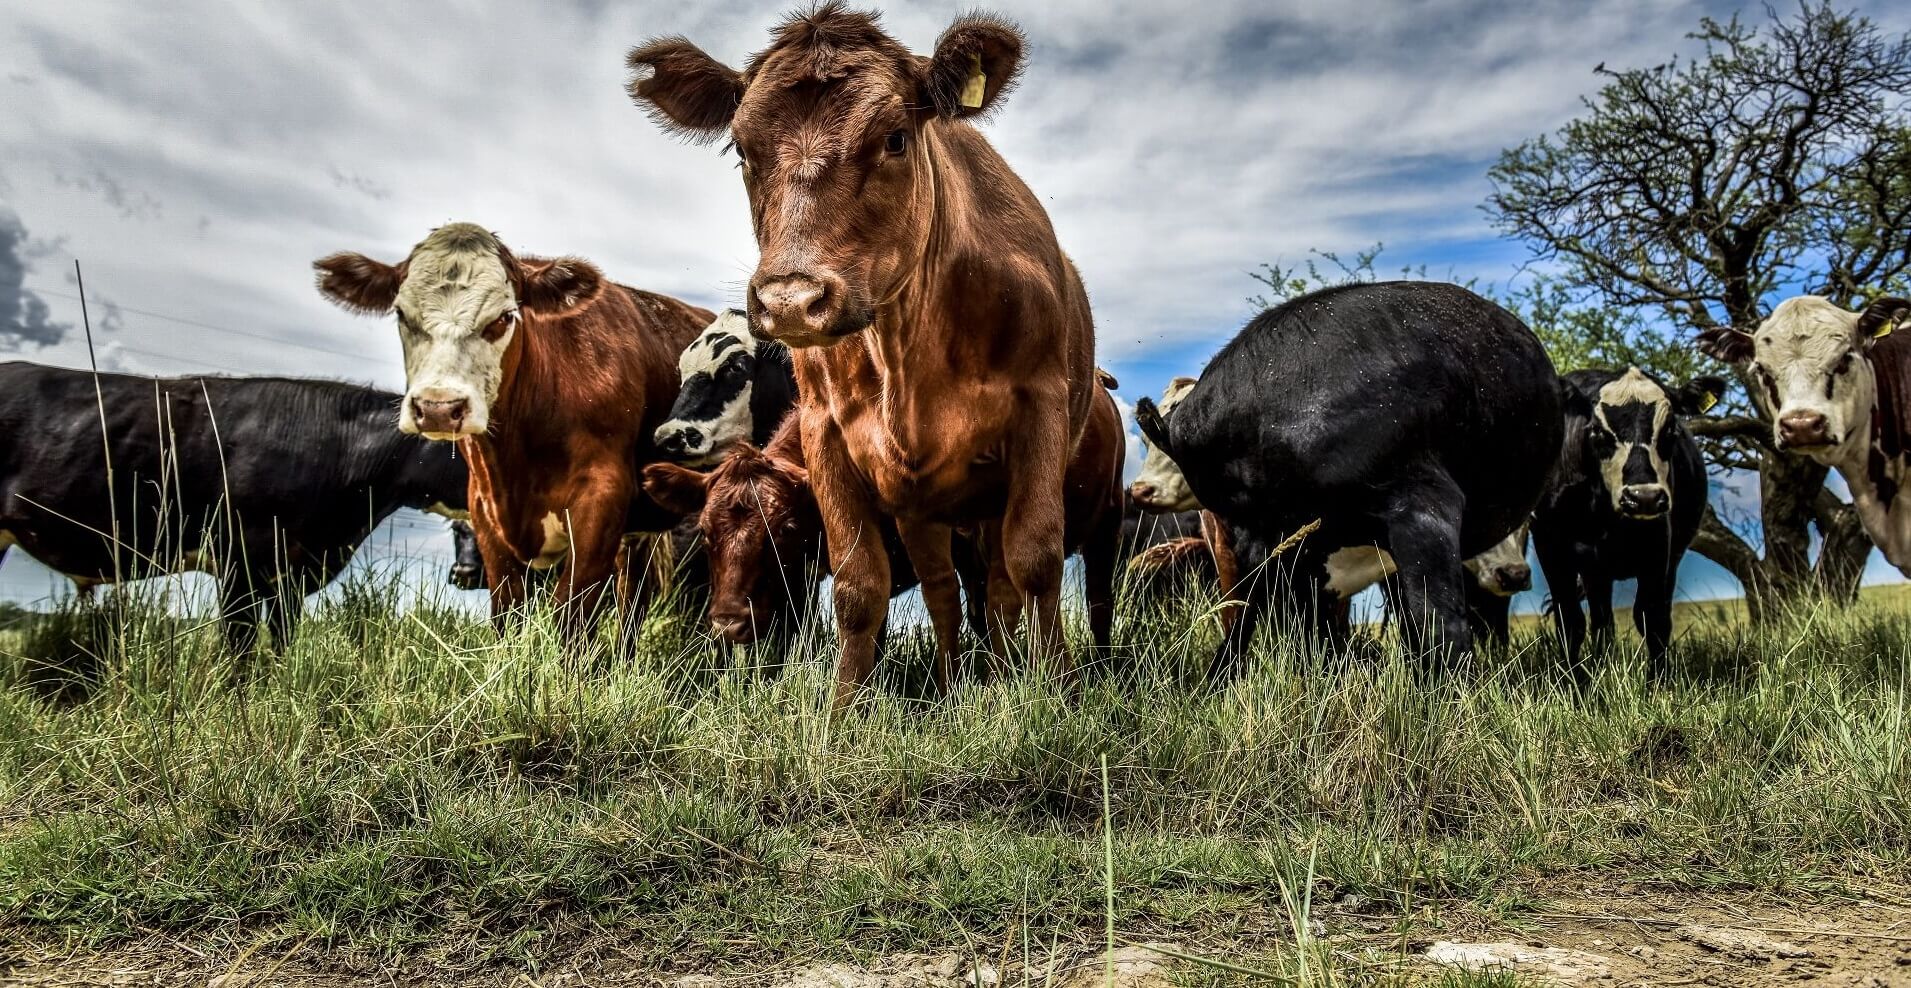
[1837,359,1911,571]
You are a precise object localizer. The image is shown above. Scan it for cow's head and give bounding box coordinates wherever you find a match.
[1128,377,1200,513]
[314,223,605,439]
[1463,522,1531,597]
[628,5,1025,347]
[1698,295,1911,458]
[447,520,485,591]
[656,310,765,465]
[1569,368,1721,521]
[642,442,818,645]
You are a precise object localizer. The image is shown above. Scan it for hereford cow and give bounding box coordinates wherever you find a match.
[315,224,710,647]
[0,363,469,677]
[654,310,797,465]
[1698,295,1911,573]
[645,387,1127,669]
[1136,282,1562,675]
[1533,368,1719,675]
[1131,375,1535,643]
[630,6,1107,704]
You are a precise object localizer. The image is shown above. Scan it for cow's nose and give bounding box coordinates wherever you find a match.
[448,564,483,590]
[1495,563,1532,594]
[656,424,701,457]
[1778,410,1831,448]
[752,273,841,342]
[712,613,757,645]
[411,396,470,436]
[1129,482,1157,504]
[1618,484,1669,519]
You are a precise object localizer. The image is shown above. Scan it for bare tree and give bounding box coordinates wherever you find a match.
[1486,2,1911,619]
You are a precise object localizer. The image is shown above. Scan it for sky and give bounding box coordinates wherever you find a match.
[3,0,1907,612]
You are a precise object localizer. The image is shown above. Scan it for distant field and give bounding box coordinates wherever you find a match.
[2,573,1908,984]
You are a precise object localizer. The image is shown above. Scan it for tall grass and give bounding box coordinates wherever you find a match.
[1,568,1907,973]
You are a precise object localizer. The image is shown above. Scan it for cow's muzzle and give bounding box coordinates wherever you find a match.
[407,388,476,439]
[1617,484,1670,520]
[1777,410,1835,450]
[448,562,484,591]
[750,270,865,346]
[1485,562,1531,596]
[655,422,707,461]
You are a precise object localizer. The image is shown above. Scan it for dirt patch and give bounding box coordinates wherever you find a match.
[7,891,1911,986]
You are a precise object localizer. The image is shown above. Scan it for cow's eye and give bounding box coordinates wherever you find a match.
[1835,352,1855,375]
[1588,427,1617,455]
[481,311,517,342]
[885,129,907,156]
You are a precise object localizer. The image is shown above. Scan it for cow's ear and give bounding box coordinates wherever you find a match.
[923,12,1024,119]
[642,462,710,515]
[1696,326,1756,365]
[1856,297,1911,348]
[314,252,404,314]
[1556,377,1594,420]
[627,37,743,141]
[1674,376,1727,416]
[518,256,605,315]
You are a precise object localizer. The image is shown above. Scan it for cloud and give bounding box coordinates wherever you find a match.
[0,209,71,349]
[52,168,162,220]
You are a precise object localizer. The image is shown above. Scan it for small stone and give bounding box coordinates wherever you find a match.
[1623,946,1658,960]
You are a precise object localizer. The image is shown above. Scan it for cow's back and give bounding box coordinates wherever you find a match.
[1172,282,1561,554]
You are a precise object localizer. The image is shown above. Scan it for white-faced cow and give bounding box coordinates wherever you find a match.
[1699,295,1911,573]
[654,309,798,465]
[1136,282,1563,676]
[0,363,469,679]
[315,223,710,649]
[1532,368,1719,675]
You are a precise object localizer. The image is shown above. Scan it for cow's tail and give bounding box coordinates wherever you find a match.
[1134,397,1174,455]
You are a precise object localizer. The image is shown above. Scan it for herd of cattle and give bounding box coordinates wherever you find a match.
[4,6,1911,700]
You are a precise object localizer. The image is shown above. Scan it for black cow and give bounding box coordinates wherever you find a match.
[1136,282,1562,676]
[448,519,485,590]
[653,310,797,465]
[0,362,468,677]
[1532,367,1718,677]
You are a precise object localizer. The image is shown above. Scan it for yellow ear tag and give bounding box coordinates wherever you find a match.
[1698,390,1719,414]
[1874,319,1896,340]
[959,53,987,109]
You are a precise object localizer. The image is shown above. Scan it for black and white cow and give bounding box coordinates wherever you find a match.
[1131,372,1538,646]
[1135,282,1562,675]
[0,362,470,676]
[1698,295,1911,572]
[654,310,797,466]
[1532,368,1719,675]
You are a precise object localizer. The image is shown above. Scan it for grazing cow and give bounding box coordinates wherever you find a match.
[448,520,485,590]
[645,388,1128,664]
[655,309,798,465]
[1132,376,1535,643]
[1532,368,1719,674]
[315,223,710,646]
[0,363,468,675]
[630,6,1108,704]
[1136,282,1562,675]
[1698,295,1911,572]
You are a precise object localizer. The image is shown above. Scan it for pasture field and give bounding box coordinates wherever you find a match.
[3,574,1910,986]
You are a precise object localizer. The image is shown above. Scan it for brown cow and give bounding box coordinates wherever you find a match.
[630,5,1104,705]
[314,223,710,646]
[643,387,1126,670]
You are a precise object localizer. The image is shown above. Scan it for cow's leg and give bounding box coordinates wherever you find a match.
[999,411,1071,682]
[474,521,530,636]
[1465,584,1513,647]
[981,523,1024,677]
[1207,526,1268,684]
[1199,511,1241,634]
[613,534,666,659]
[219,574,265,685]
[1583,572,1616,655]
[1532,529,1587,673]
[806,423,892,710]
[1081,508,1119,662]
[952,532,991,647]
[896,519,961,699]
[550,490,636,664]
[1378,479,1471,667]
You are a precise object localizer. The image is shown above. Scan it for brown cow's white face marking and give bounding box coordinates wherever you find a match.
[393,225,519,439]
[1129,377,1201,512]
[1746,296,1875,459]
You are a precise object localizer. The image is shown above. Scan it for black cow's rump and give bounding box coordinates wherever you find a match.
[0,362,469,676]
[1137,281,1563,674]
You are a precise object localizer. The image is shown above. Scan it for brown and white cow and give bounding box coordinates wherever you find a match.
[315,223,711,643]
[630,6,1106,704]
[1699,295,1911,573]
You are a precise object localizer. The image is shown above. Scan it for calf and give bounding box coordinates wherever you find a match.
[1137,282,1562,675]
[1532,368,1718,674]
[316,223,710,647]
[654,309,798,465]
[1698,295,1911,572]
[0,363,468,676]
[631,7,1108,704]
[1132,375,1534,643]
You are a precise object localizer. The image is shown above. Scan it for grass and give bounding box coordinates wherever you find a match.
[1,568,1908,982]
